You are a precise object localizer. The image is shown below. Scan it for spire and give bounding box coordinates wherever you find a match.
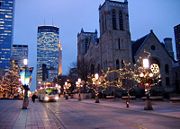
[81,28,84,33]
[150,29,153,33]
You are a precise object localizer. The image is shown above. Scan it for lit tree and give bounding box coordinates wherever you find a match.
[1,60,22,98]
[133,51,161,110]
[87,71,108,103]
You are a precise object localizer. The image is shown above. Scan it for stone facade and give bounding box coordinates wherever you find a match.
[133,30,175,92]
[78,0,132,74]
[77,0,176,92]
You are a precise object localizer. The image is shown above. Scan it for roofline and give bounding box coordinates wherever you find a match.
[133,31,176,63]
[99,0,126,10]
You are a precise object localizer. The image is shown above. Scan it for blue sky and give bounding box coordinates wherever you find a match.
[13,0,180,90]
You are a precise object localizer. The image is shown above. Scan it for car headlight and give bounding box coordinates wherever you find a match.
[44,96,49,101]
[55,96,59,100]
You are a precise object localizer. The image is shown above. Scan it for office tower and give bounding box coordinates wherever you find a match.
[11,44,28,67]
[37,25,62,87]
[0,0,15,70]
[174,24,180,61]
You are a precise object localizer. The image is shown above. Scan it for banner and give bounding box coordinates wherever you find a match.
[20,67,33,86]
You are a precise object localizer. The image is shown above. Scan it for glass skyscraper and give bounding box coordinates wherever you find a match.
[0,0,15,70]
[37,25,62,87]
[12,44,28,67]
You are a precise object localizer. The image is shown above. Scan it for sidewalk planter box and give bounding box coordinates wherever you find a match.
[106,96,115,99]
[170,97,180,102]
[73,93,92,99]
[121,96,136,100]
[141,96,163,100]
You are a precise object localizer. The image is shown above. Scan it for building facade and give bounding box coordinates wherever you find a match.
[11,44,28,67]
[78,0,132,75]
[37,25,62,88]
[132,30,175,92]
[77,0,175,92]
[174,24,180,62]
[0,0,15,70]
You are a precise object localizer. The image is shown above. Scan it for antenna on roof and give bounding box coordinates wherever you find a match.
[52,17,54,26]
[43,17,46,25]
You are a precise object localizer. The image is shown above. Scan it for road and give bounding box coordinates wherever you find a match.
[43,99,180,129]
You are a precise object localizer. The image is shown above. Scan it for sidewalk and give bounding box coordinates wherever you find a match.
[70,98,180,119]
[0,100,61,129]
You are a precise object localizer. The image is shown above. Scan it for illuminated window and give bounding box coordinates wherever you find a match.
[5,15,12,18]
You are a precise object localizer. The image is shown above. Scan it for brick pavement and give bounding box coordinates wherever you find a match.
[0,100,61,129]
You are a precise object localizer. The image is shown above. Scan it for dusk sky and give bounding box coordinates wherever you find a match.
[13,0,180,91]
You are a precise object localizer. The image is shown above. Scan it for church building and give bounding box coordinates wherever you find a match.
[77,0,176,92]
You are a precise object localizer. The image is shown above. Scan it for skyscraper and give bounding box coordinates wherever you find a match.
[0,0,15,70]
[174,24,180,61]
[37,25,62,87]
[11,44,28,67]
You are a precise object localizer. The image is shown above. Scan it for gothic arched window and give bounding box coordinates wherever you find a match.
[166,77,170,86]
[165,64,169,74]
[91,64,95,74]
[97,64,100,73]
[118,38,121,50]
[116,59,120,69]
[119,10,124,30]
[112,9,117,30]
[121,60,124,68]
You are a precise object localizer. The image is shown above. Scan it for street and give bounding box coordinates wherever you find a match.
[44,99,180,129]
[0,98,180,129]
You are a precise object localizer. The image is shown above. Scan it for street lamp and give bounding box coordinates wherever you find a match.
[143,59,153,110]
[20,59,29,109]
[64,81,71,100]
[143,58,149,69]
[92,73,100,103]
[76,78,82,101]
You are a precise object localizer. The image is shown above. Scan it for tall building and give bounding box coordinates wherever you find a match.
[37,25,62,87]
[0,0,15,70]
[11,44,28,67]
[78,0,132,74]
[174,24,180,61]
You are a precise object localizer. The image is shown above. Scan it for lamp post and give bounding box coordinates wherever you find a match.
[64,81,71,100]
[76,78,82,101]
[142,58,153,110]
[21,59,29,109]
[92,73,100,103]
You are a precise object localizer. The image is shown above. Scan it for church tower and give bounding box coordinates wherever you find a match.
[99,0,132,69]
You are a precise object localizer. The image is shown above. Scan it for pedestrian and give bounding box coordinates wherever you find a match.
[32,94,36,103]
